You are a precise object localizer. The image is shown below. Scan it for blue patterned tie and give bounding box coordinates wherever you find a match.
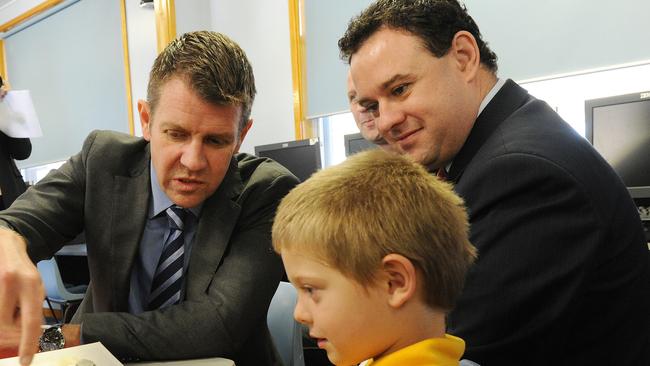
[148,205,188,310]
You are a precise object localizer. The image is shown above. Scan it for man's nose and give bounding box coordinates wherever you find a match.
[376,102,406,138]
[180,140,208,171]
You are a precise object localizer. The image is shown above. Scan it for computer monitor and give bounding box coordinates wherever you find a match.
[344,133,377,157]
[585,90,650,200]
[254,138,322,182]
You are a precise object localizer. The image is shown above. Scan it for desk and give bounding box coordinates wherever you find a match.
[126,358,234,366]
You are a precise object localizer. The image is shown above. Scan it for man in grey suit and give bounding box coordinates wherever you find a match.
[339,0,649,365]
[0,31,297,366]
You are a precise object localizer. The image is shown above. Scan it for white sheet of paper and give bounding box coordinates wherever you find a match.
[0,342,123,366]
[0,90,43,138]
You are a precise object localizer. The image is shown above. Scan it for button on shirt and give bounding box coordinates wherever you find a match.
[128,163,202,314]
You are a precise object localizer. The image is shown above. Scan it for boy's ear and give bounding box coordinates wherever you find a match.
[381,254,418,308]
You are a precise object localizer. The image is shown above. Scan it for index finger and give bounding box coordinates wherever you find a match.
[18,279,44,366]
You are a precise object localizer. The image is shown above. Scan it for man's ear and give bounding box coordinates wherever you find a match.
[381,253,418,308]
[138,100,152,141]
[449,30,481,83]
[234,118,253,153]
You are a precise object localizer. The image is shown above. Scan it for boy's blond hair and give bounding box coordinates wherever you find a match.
[272,149,477,311]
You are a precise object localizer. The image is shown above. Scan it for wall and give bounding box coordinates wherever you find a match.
[124,0,157,137]
[3,0,129,167]
[203,0,295,154]
[173,0,296,153]
[304,0,650,117]
[464,0,650,82]
[0,0,44,24]
[175,0,212,36]
[305,0,372,118]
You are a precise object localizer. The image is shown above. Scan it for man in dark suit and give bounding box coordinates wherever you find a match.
[339,1,649,365]
[0,132,31,210]
[0,31,297,366]
[0,75,32,211]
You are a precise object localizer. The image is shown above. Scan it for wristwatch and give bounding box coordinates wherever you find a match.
[39,325,65,352]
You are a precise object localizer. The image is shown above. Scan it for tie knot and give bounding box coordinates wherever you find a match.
[166,205,188,231]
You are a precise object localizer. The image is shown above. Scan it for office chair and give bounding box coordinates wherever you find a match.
[37,257,86,323]
[267,281,305,366]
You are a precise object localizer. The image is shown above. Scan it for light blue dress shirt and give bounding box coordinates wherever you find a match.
[127,163,202,314]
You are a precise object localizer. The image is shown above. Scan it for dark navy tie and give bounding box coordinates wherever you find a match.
[148,205,188,310]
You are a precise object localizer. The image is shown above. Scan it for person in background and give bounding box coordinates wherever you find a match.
[0,75,32,210]
[0,31,298,366]
[273,149,477,366]
[346,71,389,147]
[0,133,31,211]
[338,0,650,365]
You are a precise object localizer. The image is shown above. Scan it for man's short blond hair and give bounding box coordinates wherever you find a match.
[272,149,477,311]
[147,31,255,131]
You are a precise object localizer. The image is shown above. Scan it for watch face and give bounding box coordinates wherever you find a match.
[39,326,65,352]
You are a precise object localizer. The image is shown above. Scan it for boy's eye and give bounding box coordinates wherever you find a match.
[300,286,317,296]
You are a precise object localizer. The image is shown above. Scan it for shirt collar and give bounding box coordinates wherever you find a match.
[149,161,202,219]
[437,78,506,175]
[477,77,507,117]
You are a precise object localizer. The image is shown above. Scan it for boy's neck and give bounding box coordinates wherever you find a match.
[376,303,447,360]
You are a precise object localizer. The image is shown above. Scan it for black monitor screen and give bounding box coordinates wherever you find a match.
[586,92,650,198]
[255,139,321,182]
[344,133,377,157]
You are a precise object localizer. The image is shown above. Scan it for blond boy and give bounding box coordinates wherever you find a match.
[272,149,477,366]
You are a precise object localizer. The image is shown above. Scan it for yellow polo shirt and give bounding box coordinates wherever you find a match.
[364,334,465,366]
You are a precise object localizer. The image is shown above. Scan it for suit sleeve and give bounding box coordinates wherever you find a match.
[0,133,94,260]
[448,153,604,363]
[79,170,298,361]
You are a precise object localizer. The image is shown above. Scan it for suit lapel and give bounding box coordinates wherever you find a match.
[110,146,151,311]
[186,157,244,297]
[448,79,531,183]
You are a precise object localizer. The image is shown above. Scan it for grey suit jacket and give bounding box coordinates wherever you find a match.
[0,130,299,365]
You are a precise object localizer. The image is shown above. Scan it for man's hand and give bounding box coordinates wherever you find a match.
[0,228,44,365]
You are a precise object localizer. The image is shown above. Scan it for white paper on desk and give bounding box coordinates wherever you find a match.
[0,90,43,138]
[0,342,123,366]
